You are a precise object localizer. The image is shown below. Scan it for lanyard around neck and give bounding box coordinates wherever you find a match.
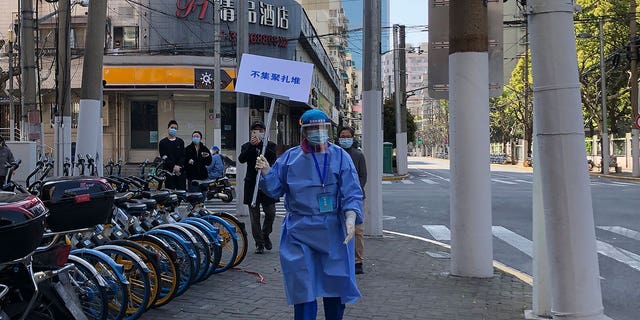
[310,151,328,189]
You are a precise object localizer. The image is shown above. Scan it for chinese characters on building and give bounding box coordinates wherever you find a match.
[250,70,302,85]
[176,0,289,30]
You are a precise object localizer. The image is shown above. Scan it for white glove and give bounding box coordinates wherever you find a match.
[343,210,356,244]
[255,155,271,175]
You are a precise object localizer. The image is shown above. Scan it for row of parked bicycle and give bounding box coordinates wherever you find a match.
[0,155,247,320]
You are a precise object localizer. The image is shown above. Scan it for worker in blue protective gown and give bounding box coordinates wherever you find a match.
[255,109,363,320]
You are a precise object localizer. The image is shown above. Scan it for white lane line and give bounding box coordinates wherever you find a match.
[597,226,640,241]
[515,179,533,184]
[492,179,517,185]
[422,225,451,241]
[401,180,415,184]
[421,179,438,184]
[609,181,635,186]
[382,181,392,185]
[491,226,533,257]
[422,171,450,182]
[596,241,640,272]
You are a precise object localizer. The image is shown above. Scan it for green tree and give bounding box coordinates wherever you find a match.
[383,95,417,147]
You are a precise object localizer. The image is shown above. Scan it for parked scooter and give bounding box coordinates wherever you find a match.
[204,177,234,203]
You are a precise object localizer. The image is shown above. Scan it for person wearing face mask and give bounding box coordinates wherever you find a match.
[184,130,212,192]
[337,126,367,275]
[238,120,278,254]
[158,120,186,190]
[255,109,363,320]
[0,136,15,185]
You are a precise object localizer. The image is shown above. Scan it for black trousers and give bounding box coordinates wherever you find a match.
[248,202,276,247]
[164,172,186,190]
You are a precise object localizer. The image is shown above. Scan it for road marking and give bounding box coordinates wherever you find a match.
[422,225,451,241]
[597,226,640,241]
[382,181,392,185]
[491,226,533,257]
[609,181,635,186]
[422,171,449,182]
[421,179,438,184]
[596,240,640,272]
[401,180,415,184]
[515,179,533,184]
[491,179,517,185]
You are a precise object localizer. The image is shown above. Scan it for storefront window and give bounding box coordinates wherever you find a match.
[131,101,158,149]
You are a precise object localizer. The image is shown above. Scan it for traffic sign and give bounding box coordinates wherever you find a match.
[635,114,640,129]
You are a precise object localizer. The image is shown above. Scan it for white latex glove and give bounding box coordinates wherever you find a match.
[343,210,356,244]
[255,155,271,175]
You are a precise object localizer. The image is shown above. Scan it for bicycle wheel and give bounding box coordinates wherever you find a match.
[152,224,204,282]
[94,245,151,320]
[199,215,238,273]
[70,250,129,320]
[174,222,213,282]
[66,257,109,320]
[180,218,222,277]
[144,230,195,297]
[127,234,179,308]
[108,240,160,310]
[212,211,248,267]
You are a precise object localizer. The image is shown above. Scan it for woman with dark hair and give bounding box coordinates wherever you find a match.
[184,130,212,192]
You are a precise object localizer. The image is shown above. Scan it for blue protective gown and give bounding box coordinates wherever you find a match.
[259,142,364,305]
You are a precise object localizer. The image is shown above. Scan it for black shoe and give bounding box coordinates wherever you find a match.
[255,246,264,254]
[264,236,272,250]
[355,263,364,275]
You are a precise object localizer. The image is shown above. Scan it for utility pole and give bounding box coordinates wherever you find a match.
[630,0,639,177]
[600,18,610,174]
[528,0,606,318]
[448,0,493,277]
[362,0,383,237]
[20,0,37,141]
[235,0,250,216]
[394,24,408,175]
[7,28,15,141]
[213,0,222,149]
[55,0,72,176]
[76,0,107,175]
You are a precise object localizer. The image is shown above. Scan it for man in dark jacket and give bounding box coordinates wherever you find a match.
[238,120,278,254]
[338,126,367,274]
[158,120,186,190]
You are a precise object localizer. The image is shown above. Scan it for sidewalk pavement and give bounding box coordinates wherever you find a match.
[141,216,532,320]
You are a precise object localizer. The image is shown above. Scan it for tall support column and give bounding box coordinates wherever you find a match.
[449,0,493,277]
[213,0,222,149]
[55,0,72,176]
[599,18,610,174]
[395,24,408,175]
[235,0,250,216]
[76,0,107,172]
[20,0,37,141]
[632,0,640,176]
[528,1,607,318]
[7,28,15,141]
[362,0,383,236]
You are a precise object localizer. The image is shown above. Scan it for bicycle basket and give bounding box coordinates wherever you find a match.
[40,177,116,232]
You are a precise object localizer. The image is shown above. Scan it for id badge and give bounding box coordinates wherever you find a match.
[317,193,334,213]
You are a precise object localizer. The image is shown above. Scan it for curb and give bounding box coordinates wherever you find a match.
[588,172,640,182]
[382,174,409,181]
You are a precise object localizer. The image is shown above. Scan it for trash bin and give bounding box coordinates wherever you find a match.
[383,142,393,174]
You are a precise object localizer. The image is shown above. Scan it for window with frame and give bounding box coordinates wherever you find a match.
[130,101,158,149]
[113,26,138,49]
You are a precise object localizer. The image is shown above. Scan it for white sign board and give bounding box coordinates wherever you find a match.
[235,53,314,103]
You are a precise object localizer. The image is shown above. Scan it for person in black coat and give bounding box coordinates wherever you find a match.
[158,120,186,190]
[238,120,278,254]
[184,130,212,192]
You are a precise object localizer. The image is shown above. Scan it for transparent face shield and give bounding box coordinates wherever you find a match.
[301,122,331,146]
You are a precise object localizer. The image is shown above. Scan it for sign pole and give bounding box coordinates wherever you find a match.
[251,93,289,207]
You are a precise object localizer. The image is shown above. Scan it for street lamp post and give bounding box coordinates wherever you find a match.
[599,18,610,173]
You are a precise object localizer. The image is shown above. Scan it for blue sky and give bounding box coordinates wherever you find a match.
[390,0,429,47]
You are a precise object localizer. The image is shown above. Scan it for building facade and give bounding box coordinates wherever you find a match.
[0,0,341,162]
